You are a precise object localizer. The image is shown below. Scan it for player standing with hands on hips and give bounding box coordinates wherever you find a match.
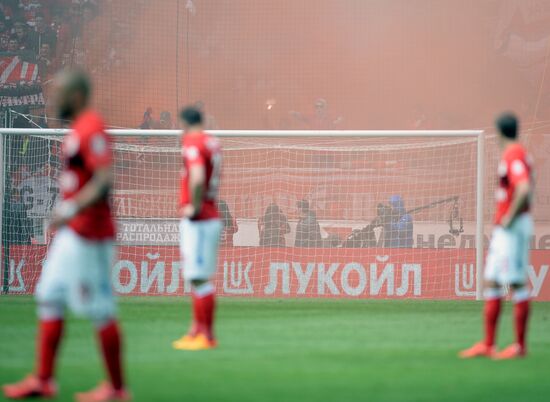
[460,113,534,360]
[2,70,130,401]
[172,107,223,351]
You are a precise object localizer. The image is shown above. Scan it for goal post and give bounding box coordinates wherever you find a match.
[475,130,484,300]
[1,131,5,293]
[0,128,485,299]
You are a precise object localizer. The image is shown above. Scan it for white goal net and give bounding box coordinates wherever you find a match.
[1,129,484,299]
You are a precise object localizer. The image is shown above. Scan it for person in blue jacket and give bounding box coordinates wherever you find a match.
[382,195,413,248]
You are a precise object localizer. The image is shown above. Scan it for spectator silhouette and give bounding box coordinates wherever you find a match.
[219,200,238,247]
[7,37,19,52]
[36,42,53,78]
[159,111,175,129]
[258,203,290,247]
[289,98,343,129]
[13,21,35,51]
[0,20,10,51]
[3,188,32,245]
[139,107,154,129]
[381,195,413,248]
[34,14,56,52]
[294,199,322,247]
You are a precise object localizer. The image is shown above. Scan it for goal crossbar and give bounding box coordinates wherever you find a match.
[0,128,483,137]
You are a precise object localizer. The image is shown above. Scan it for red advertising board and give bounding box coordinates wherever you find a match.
[3,246,550,300]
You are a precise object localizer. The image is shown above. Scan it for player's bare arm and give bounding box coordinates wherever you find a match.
[181,164,206,219]
[500,180,531,229]
[50,166,113,229]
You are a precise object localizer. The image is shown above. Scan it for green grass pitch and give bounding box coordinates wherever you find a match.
[1,297,549,402]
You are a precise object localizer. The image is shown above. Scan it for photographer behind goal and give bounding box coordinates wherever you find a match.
[342,195,413,248]
[379,195,414,248]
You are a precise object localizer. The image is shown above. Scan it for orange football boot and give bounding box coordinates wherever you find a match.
[2,374,57,399]
[493,343,526,360]
[75,381,131,402]
[173,333,217,351]
[459,341,496,358]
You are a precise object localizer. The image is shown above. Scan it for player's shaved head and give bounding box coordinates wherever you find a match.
[54,69,92,121]
[496,112,518,140]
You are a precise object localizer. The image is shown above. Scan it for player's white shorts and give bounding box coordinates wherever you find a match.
[180,218,222,281]
[35,228,116,320]
[484,213,533,286]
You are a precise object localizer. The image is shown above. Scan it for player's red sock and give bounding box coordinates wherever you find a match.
[37,319,64,381]
[201,292,216,341]
[514,300,530,350]
[484,298,502,347]
[190,292,203,336]
[98,320,124,391]
[193,283,216,341]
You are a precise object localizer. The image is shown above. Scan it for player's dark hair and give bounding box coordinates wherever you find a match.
[180,106,203,126]
[73,73,91,102]
[55,69,92,120]
[496,112,518,139]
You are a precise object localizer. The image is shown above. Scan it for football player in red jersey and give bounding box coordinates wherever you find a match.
[2,70,130,401]
[172,107,223,351]
[460,113,534,360]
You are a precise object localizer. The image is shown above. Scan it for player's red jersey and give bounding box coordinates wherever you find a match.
[60,110,115,240]
[494,143,533,225]
[180,131,221,220]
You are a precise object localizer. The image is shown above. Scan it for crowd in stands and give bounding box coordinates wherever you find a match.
[139,108,177,130]
[138,102,218,130]
[0,0,99,81]
[1,1,100,212]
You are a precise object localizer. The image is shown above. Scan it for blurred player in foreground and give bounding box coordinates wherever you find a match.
[2,70,130,401]
[172,107,222,351]
[460,113,534,360]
